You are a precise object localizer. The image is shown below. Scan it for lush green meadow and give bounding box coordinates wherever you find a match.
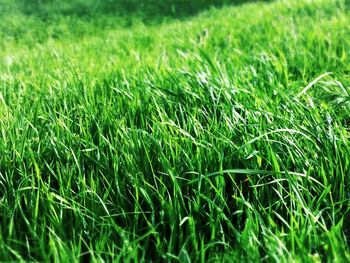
[0,0,350,261]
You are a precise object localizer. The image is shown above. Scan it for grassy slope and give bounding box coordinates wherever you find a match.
[0,0,350,261]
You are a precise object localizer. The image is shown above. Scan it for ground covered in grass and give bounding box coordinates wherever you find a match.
[0,0,350,261]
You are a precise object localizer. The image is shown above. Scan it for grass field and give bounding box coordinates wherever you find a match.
[0,0,350,261]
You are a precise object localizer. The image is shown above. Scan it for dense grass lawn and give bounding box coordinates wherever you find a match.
[0,0,350,261]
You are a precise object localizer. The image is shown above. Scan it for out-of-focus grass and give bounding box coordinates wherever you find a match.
[0,0,349,261]
[4,0,268,18]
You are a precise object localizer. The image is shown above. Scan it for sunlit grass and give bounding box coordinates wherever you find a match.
[0,0,349,261]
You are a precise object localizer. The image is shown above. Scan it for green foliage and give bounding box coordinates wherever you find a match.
[4,0,268,18]
[0,0,349,261]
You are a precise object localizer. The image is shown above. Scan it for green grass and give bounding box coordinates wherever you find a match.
[0,0,350,261]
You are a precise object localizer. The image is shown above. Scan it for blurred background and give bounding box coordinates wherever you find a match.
[1,0,269,20]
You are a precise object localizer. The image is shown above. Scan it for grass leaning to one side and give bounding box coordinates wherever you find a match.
[0,0,350,261]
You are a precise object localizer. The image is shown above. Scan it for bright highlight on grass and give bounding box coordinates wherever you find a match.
[0,0,349,261]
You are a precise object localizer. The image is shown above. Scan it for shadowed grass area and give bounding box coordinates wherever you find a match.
[0,0,272,44]
[0,0,271,45]
[0,0,349,261]
[12,0,270,18]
